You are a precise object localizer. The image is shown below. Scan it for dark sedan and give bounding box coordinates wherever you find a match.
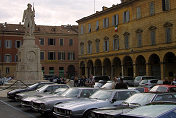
[7,81,54,99]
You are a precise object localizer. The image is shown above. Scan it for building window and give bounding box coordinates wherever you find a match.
[136,7,141,19]
[15,40,21,48]
[149,1,155,16]
[150,30,156,45]
[40,51,44,60]
[49,67,54,75]
[15,55,18,62]
[137,33,142,47]
[69,39,73,46]
[4,54,12,62]
[59,39,64,46]
[58,52,65,60]
[59,67,64,77]
[113,35,119,50]
[80,43,84,55]
[68,52,75,60]
[48,52,55,60]
[95,39,100,53]
[42,67,44,74]
[103,17,109,28]
[104,37,109,52]
[164,22,173,43]
[162,0,170,11]
[5,40,12,48]
[39,38,44,45]
[112,14,119,26]
[88,24,91,33]
[87,41,92,54]
[48,38,55,46]
[124,32,130,49]
[6,67,10,74]
[96,21,99,31]
[123,11,130,23]
[81,25,84,34]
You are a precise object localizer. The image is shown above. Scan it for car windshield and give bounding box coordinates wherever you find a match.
[140,80,148,84]
[143,77,155,80]
[150,86,167,92]
[28,83,39,89]
[36,85,48,92]
[90,90,113,100]
[61,88,80,97]
[54,88,68,95]
[124,93,155,106]
[124,105,176,117]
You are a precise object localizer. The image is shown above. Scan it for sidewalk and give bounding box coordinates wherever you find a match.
[0,89,11,97]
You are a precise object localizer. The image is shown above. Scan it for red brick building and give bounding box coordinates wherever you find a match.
[0,23,79,79]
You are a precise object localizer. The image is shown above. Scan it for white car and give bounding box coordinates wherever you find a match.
[139,79,158,88]
[134,76,157,86]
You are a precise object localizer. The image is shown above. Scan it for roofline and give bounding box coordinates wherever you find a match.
[76,0,137,23]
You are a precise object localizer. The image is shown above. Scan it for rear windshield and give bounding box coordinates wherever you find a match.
[143,77,156,80]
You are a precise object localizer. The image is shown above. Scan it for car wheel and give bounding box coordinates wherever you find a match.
[83,109,94,118]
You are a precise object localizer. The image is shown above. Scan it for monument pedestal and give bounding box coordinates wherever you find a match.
[16,35,43,84]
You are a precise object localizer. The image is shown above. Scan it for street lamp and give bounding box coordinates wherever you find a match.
[1,23,6,77]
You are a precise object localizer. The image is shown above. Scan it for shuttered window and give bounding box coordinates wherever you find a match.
[149,2,155,16]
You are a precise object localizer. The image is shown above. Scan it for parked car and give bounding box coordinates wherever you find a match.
[31,87,98,114]
[15,84,69,101]
[128,87,149,93]
[89,92,176,118]
[139,79,158,88]
[53,89,139,118]
[21,88,68,107]
[134,76,157,86]
[150,84,176,92]
[7,81,54,100]
[118,76,134,87]
[121,102,176,118]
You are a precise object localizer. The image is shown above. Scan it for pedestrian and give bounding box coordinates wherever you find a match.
[115,77,128,89]
[112,77,118,89]
[79,75,86,87]
[85,74,95,87]
[74,76,79,87]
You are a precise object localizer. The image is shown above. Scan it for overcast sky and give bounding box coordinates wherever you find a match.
[0,0,121,26]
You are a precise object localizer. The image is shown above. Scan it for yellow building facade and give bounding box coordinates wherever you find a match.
[77,0,176,81]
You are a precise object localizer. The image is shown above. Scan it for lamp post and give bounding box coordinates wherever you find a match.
[1,23,6,77]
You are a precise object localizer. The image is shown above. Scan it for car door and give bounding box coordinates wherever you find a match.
[112,91,132,105]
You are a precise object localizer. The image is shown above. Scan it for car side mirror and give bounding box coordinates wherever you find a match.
[111,98,116,103]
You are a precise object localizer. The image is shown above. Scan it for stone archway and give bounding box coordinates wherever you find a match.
[113,57,121,77]
[136,55,146,76]
[95,59,102,76]
[123,56,133,77]
[148,54,161,79]
[163,52,176,80]
[87,60,94,77]
[103,58,111,76]
[80,61,85,76]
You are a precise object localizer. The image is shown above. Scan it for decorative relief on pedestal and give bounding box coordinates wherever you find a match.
[27,51,36,62]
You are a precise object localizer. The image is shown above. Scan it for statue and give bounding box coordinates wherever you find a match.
[22,3,35,36]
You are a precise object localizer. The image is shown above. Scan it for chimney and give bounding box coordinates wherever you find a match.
[102,6,108,11]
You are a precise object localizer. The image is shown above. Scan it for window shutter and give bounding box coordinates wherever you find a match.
[48,39,50,45]
[112,16,114,26]
[166,28,171,43]
[103,18,105,28]
[106,18,109,27]
[151,31,155,45]
[126,11,130,22]
[113,39,115,50]
[96,21,99,30]
[4,55,7,62]
[137,7,141,19]
[117,39,119,50]
[63,52,65,60]
[107,40,109,51]
[73,53,75,60]
[5,40,7,48]
[10,40,12,48]
[10,55,12,62]
[81,25,83,34]
[48,52,50,60]
[150,2,155,15]
[90,44,92,54]
[165,0,170,10]
[116,14,119,25]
